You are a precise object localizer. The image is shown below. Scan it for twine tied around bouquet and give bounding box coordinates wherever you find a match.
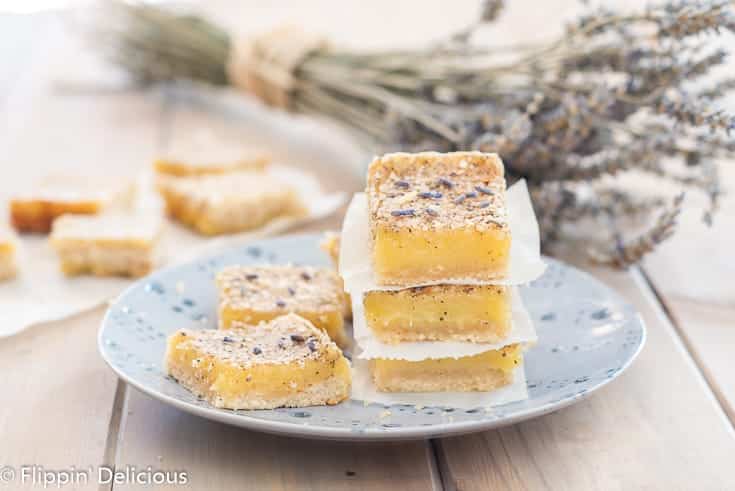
[227,26,327,109]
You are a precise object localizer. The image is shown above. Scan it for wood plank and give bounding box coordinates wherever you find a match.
[0,13,164,490]
[642,164,735,423]
[0,308,114,474]
[115,389,440,491]
[644,293,735,424]
[436,267,735,491]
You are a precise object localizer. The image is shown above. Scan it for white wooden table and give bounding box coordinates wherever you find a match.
[1,2,734,489]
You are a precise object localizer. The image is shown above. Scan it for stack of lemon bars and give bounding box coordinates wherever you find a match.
[341,151,542,404]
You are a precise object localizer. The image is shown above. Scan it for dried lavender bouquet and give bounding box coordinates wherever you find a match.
[99,0,735,266]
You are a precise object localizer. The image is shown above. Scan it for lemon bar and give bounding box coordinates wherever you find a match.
[154,157,269,177]
[155,129,270,177]
[154,146,270,177]
[319,231,352,319]
[217,265,348,346]
[157,172,306,236]
[370,345,521,392]
[319,231,341,268]
[0,228,18,280]
[50,214,159,277]
[165,314,351,409]
[10,176,133,233]
[364,284,510,344]
[367,151,510,285]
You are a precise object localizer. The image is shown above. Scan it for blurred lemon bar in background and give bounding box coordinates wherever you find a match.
[154,130,270,177]
[319,231,340,267]
[216,265,348,347]
[157,171,305,236]
[10,175,133,234]
[370,344,521,393]
[50,213,159,277]
[367,151,510,285]
[0,226,18,280]
[319,231,352,319]
[165,314,351,410]
[363,284,511,344]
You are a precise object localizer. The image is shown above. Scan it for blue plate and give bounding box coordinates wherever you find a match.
[99,233,645,441]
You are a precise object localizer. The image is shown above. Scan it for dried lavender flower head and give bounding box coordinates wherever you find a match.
[390,0,735,266]
[102,0,735,267]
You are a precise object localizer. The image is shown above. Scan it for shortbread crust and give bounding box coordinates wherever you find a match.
[370,344,521,392]
[50,214,159,277]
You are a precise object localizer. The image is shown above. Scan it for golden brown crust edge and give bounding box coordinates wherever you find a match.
[10,200,101,234]
[370,365,513,393]
[367,151,504,189]
[153,156,271,177]
[366,151,508,235]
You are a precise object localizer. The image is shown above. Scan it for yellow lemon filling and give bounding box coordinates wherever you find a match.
[216,265,348,347]
[165,314,351,410]
[363,284,511,344]
[373,226,510,284]
[220,306,347,348]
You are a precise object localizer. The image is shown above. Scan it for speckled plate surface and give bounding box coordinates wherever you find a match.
[99,233,645,441]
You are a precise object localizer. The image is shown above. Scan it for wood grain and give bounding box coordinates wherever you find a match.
[435,267,735,491]
[641,163,735,424]
[114,389,440,491]
[0,14,164,490]
[0,309,114,481]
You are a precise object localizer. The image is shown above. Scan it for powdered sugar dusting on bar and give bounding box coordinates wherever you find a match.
[172,313,335,368]
[217,265,344,313]
[367,151,508,232]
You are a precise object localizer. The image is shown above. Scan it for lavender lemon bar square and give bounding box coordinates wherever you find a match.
[367,151,510,285]
[10,176,132,234]
[165,314,351,410]
[216,265,348,347]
